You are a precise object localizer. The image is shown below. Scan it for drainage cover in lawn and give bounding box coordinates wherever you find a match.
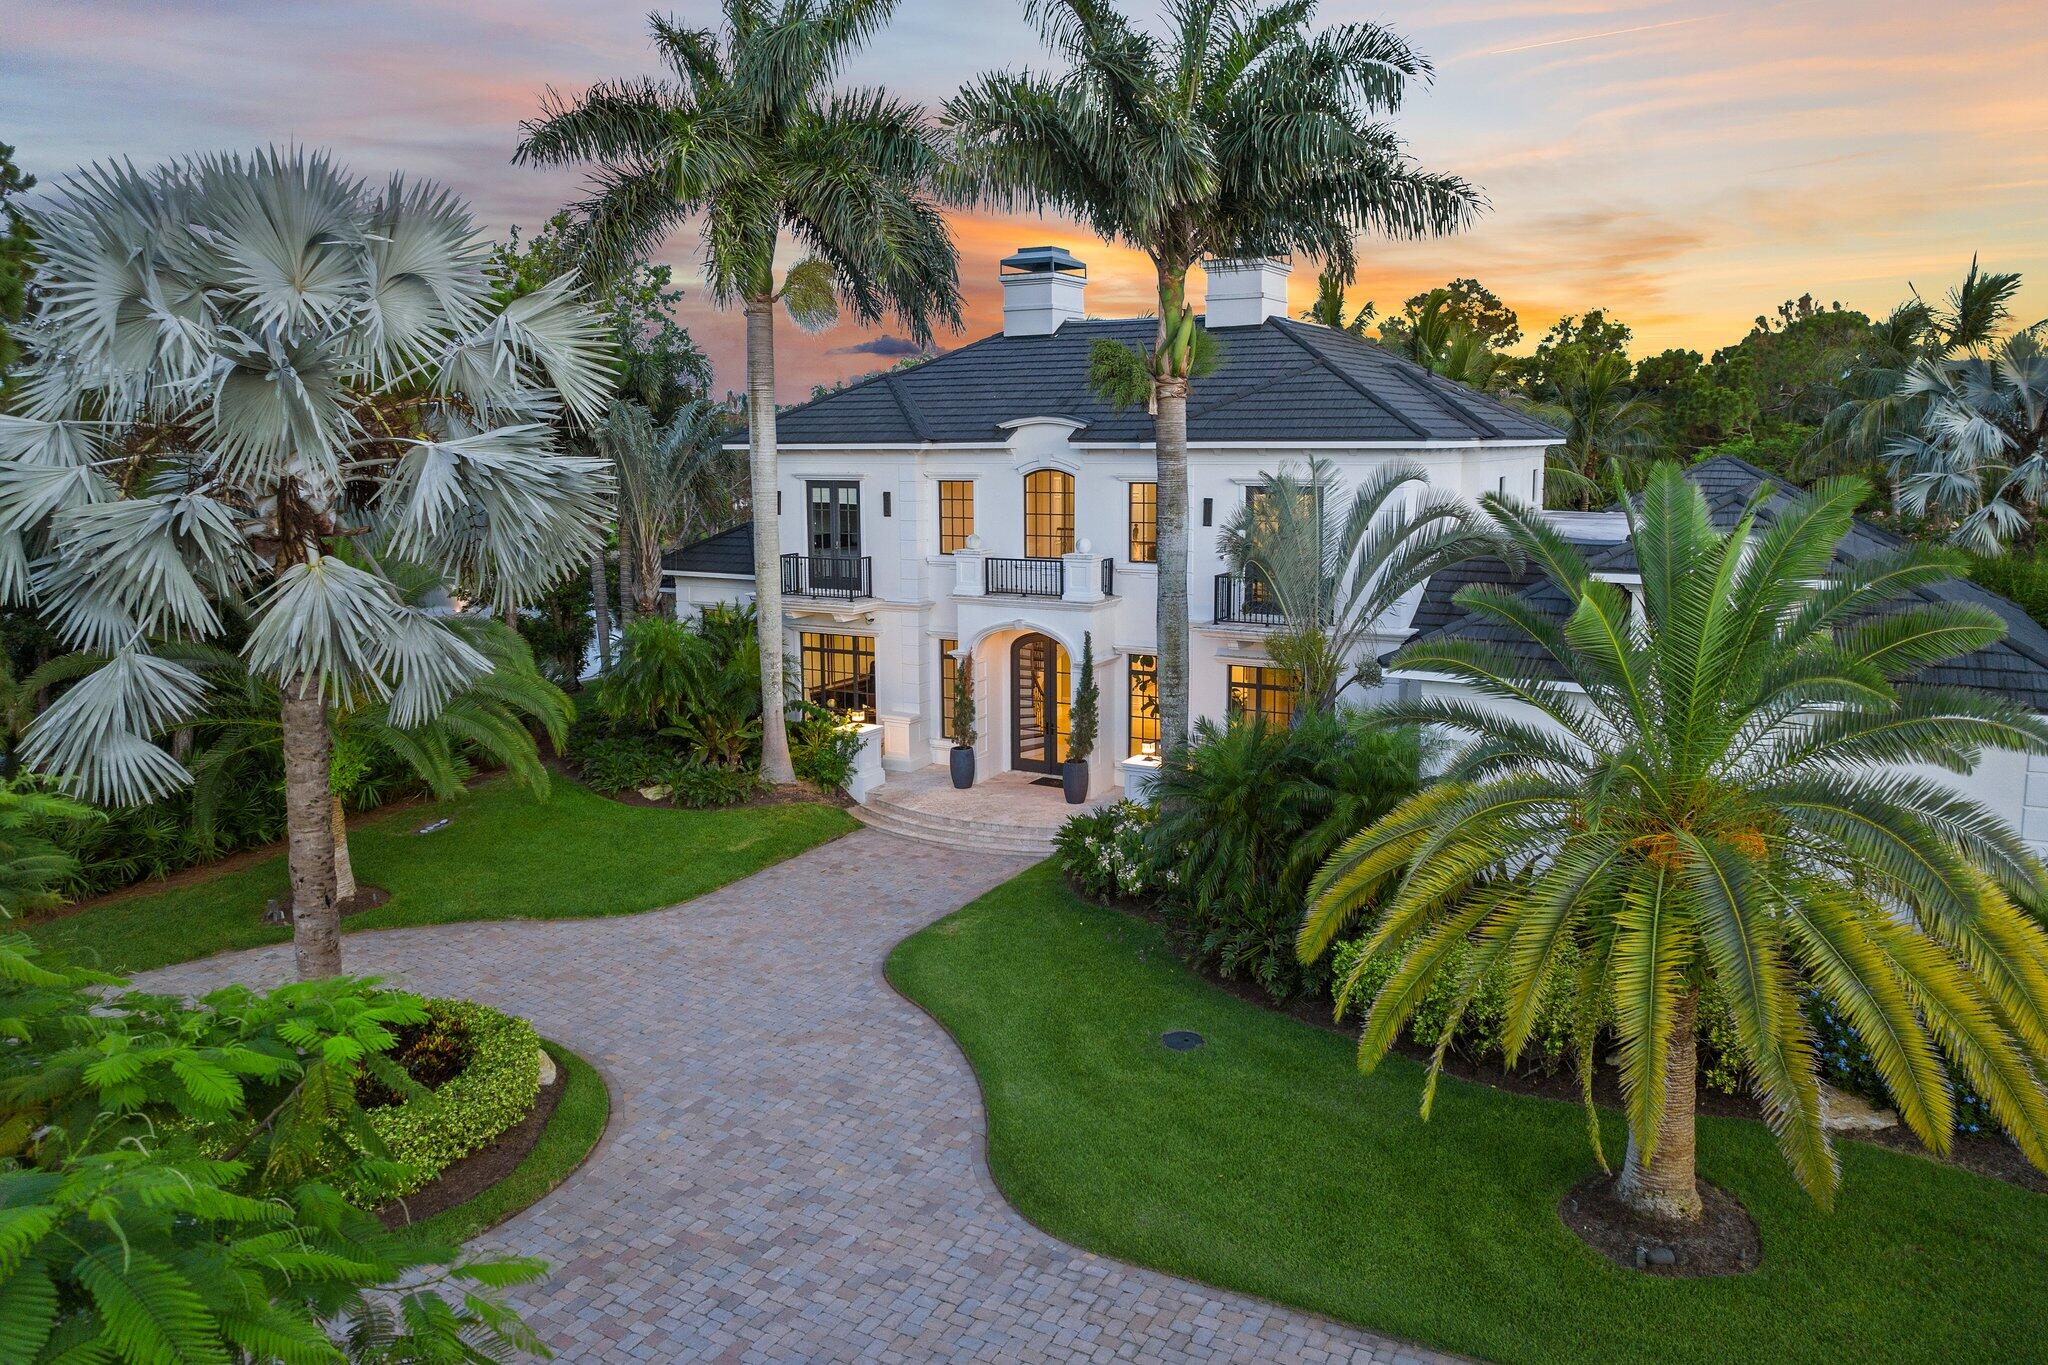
[1161,1030,1206,1052]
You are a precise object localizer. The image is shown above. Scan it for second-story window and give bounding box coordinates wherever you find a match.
[1024,469,1075,558]
[1128,481,1156,563]
[938,480,974,554]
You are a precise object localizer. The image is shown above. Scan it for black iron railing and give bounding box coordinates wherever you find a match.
[781,552,872,600]
[1214,573,1286,625]
[1100,557,1116,597]
[985,555,1065,598]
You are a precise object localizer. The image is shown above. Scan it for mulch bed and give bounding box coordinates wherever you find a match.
[1101,888,2047,1196]
[337,885,392,918]
[375,1070,564,1230]
[1561,1172,1762,1276]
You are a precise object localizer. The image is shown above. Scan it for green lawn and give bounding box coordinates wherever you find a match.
[407,1040,610,1246]
[887,863,2048,1365]
[30,779,857,974]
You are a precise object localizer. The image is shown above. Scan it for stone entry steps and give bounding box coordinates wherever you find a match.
[855,783,1063,857]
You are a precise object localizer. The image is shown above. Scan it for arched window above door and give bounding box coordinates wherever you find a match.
[1023,469,1075,558]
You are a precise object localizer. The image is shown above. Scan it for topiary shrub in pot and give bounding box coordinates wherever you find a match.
[950,654,977,789]
[1063,632,1098,803]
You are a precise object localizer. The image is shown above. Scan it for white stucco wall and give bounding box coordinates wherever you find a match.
[669,428,1548,784]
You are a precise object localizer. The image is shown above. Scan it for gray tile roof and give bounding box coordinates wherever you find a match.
[662,524,753,576]
[1402,455,2048,709]
[754,315,1563,447]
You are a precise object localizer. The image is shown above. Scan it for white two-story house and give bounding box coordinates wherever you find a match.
[663,248,1562,804]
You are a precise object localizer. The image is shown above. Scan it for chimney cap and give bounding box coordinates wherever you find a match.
[1000,246,1087,276]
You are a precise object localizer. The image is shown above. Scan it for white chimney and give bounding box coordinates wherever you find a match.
[1000,246,1087,336]
[1203,256,1292,328]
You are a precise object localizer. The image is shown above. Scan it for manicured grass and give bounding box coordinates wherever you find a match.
[408,1040,610,1246]
[887,863,2048,1365]
[29,779,857,974]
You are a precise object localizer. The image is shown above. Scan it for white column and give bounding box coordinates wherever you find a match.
[1062,538,1105,604]
[954,536,986,597]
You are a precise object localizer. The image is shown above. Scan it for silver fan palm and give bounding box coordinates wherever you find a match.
[2,149,615,978]
[1889,329,2048,551]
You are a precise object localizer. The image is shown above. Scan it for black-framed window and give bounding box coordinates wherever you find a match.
[939,480,974,554]
[1024,469,1075,558]
[807,480,860,556]
[1227,664,1299,730]
[1128,481,1157,564]
[939,637,958,739]
[1128,653,1159,756]
[801,632,875,719]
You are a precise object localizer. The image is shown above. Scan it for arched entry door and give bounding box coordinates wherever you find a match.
[1010,633,1070,775]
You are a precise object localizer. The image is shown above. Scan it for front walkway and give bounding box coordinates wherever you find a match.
[137,829,1444,1363]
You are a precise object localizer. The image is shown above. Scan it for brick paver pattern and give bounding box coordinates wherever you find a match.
[140,828,1451,1363]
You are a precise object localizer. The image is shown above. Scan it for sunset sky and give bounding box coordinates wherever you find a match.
[5,0,2044,399]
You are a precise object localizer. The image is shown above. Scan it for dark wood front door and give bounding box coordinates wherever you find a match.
[1010,633,1069,775]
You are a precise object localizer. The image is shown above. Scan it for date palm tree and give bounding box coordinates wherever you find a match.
[1219,457,1506,712]
[1299,464,2048,1222]
[1301,267,1375,337]
[1,149,613,978]
[947,0,1480,754]
[516,3,962,784]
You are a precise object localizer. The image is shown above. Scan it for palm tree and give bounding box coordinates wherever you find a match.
[947,0,1480,754]
[0,648,98,774]
[1301,268,1375,337]
[599,397,744,619]
[180,578,572,906]
[2,150,613,978]
[1888,328,2048,551]
[1522,350,1660,508]
[1218,458,1505,712]
[1805,258,2027,479]
[516,4,962,784]
[1299,464,2048,1222]
[1387,286,1498,387]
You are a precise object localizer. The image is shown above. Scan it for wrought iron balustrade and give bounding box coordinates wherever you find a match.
[781,552,872,600]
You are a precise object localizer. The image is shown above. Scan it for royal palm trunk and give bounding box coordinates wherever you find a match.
[280,679,341,978]
[1152,378,1191,753]
[1617,989,1704,1221]
[747,296,796,785]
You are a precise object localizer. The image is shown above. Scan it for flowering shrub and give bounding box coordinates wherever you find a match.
[1803,987,1996,1137]
[1054,801,1161,901]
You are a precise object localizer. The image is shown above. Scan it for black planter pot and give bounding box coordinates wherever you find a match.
[950,745,975,789]
[1062,758,1089,804]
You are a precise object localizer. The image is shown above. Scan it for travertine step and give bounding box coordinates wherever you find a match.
[852,798,1059,855]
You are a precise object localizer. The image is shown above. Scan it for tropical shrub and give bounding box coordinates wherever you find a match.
[1967,548,2048,628]
[1330,934,1747,1094]
[340,999,541,1204]
[789,700,863,792]
[602,613,762,770]
[1149,711,1420,999]
[0,934,546,1361]
[1054,800,1159,902]
[0,778,95,916]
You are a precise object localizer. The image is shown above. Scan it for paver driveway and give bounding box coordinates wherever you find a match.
[139,828,1448,1363]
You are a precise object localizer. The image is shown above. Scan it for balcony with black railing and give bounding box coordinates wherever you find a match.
[1213,573,1286,626]
[781,552,872,601]
[984,555,1065,598]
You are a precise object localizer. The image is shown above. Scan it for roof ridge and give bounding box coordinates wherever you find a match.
[1267,318,1430,440]
[884,371,934,442]
[1333,327,1504,440]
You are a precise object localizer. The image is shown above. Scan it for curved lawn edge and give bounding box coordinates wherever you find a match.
[886,862,2048,1365]
[403,1040,612,1246]
[26,777,859,975]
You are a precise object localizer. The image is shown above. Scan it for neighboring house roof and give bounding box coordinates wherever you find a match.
[747,315,1564,447]
[661,523,753,577]
[1401,455,2048,710]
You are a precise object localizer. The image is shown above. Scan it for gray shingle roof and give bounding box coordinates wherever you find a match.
[756,315,1563,447]
[662,524,753,576]
[1402,455,2048,709]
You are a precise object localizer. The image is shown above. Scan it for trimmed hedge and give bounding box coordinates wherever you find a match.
[342,998,541,1203]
